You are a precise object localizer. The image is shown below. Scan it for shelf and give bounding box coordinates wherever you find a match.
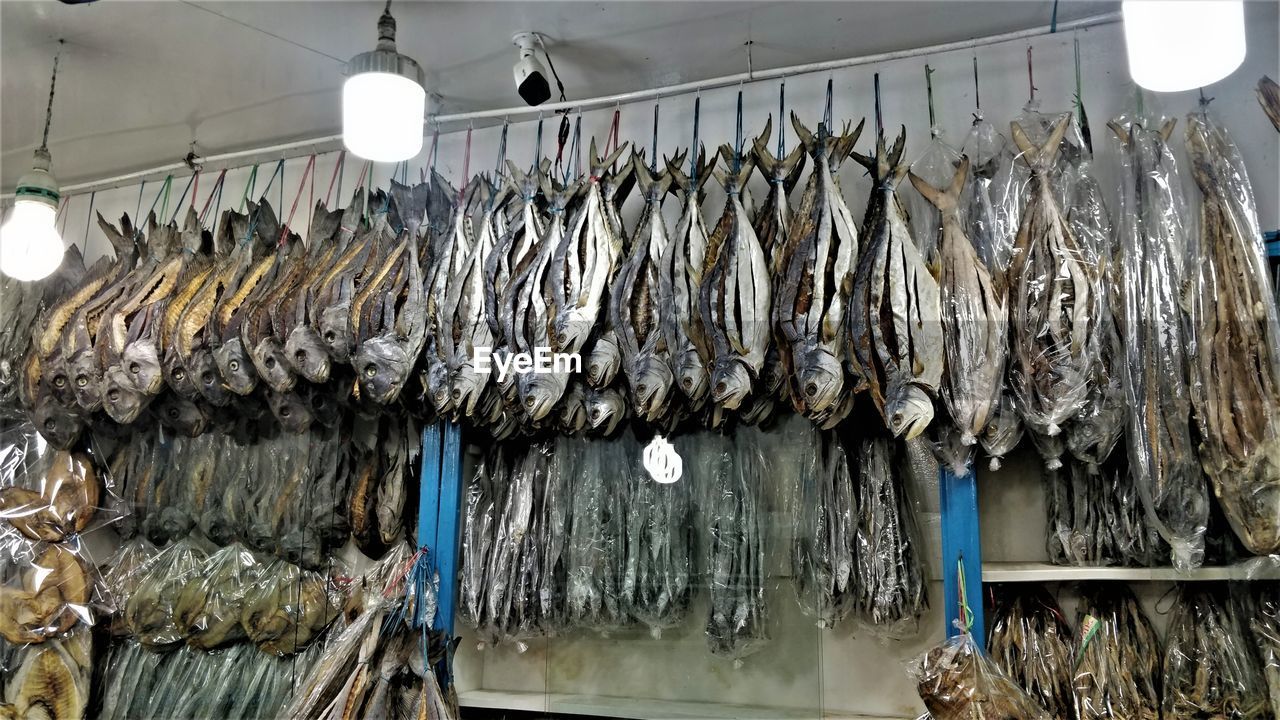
[982,560,1280,583]
[457,690,914,720]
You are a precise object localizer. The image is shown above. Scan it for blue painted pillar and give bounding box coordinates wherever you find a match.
[939,463,985,642]
[416,420,464,635]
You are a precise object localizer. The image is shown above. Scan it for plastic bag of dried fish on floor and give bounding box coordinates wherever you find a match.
[0,536,104,645]
[1109,102,1209,570]
[0,420,122,543]
[1247,581,1280,717]
[1072,583,1162,720]
[854,435,928,638]
[0,628,91,720]
[1183,110,1280,557]
[912,628,1053,720]
[785,418,856,629]
[1162,583,1272,719]
[986,585,1075,719]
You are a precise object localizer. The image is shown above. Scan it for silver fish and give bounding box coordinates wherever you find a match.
[658,149,714,410]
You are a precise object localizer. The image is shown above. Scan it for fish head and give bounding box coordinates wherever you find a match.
[519,373,563,422]
[674,350,709,403]
[318,306,354,363]
[884,383,935,440]
[213,339,258,395]
[449,362,486,418]
[586,388,626,434]
[710,360,753,411]
[586,336,621,387]
[630,357,674,421]
[354,337,411,405]
[101,367,151,424]
[793,345,844,414]
[66,353,103,411]
[307,390,342,428]
[31,398,83,450]
[252,338,296,393]
[190,350,232,406]
[553,314,593,356]
[43,357,77,407]
[162,351,200,400]
[200,509,237,546]
[425,358,454,414]
[266,389,314,433]
[121,343,164,395]
[556,389,587,434]
[154,394,209,437]
[284,326,331,383]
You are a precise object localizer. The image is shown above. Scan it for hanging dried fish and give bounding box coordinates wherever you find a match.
[1163,584,1270,718]
[849,128,943,440]
[774,114,863,428]
[1109,114,1208,569]
[987,586,1076,720]
[699,145,769,412]
[659,149,714,411]
[424,173,478,416]
[789,426,855,628]
[853,434,927,634]
[910,156,1006,446]
[1260,76,1280,133]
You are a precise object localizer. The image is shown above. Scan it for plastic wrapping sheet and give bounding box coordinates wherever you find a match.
[1073,583,1162,720]
[99,535,158,637]
[1184,111,1280,557]
[125,535,207,648]
[1249,582,1280,717]
[912,630,1053,720]
[1046,457,1167,568]
[175,542,269,649]
[702,429,770,660]
[986,585,1075,719]
[459,449,498,632]
[0,536,101,646]
[908,129,966,260]
[239,558,341,656]
[1109,109,1209,570]
[1006,107,1099,466]
[625,432,694,637]
[854,435,927,637]
[787,420,855,628]
[1162,584,1270,718]
[0,628,92,719]
[0,421,117,543]
[979,393,1024,472]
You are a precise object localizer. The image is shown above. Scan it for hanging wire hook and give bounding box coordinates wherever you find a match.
[925,64,937,136]
[690,93,702,187]
[777,79,786,158]
[651,101,660,173]
[873,73,884,141]
[972,55,982,122]
[1026,45,1037,105]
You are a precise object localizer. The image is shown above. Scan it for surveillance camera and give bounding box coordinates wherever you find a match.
[513,32,551,106]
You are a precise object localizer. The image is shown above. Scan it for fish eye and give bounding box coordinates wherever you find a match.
[715,382,726,394]
[280,407,291,418]
[324,331,336,342]
[892,412,903,427]
[129,362,141,374]
[168,408,179,419]
[637,383,646,393]
[174,369,186,380]
[201,372,214,385]
[590,409,600,420]
[451,388,461,400]
[294,350,307,362]
[805,383,817,397]
[108,389,120,402]
[53,377,66,388]
[265,357,276,369]
[524,397,534,407]
[364,365,377,378]
[229,360,239,371]
[76,376,87,388]
[682,378,691,388]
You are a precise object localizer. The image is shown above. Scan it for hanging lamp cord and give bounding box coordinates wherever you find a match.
[41,40,64,152]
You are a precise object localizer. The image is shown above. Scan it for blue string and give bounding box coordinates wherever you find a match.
[240,159,286,245]
[1050,0,1059,32]
[778,81,786,158]
[168,173,197,225]
[135,181,145,222]
[733,89,744,174]
[137,177,171,239]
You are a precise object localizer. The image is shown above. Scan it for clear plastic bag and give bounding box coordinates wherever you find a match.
[1184,111,1280,557]
[175,542,268,649]
[0,538,99,645]
[1249,581,1280,717]
[909,128,966,260]
[0,628,92,719]
[240,558,341,656]
[1073,583,1162,720]
[125,535,207,647]
[986,585,1075,718]
[912,628,1053,720]
[1109,107,1208,569]
[788,420,855,628]
[1162,584,1271,718]
[0,421,115,542]
[99,535,157,638]
[854,435,927,637]
[626,432,694,637]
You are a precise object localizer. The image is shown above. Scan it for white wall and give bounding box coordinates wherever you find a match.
[32,4,1280,718]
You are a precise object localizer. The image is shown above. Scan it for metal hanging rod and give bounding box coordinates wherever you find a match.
[5,10,1117,201]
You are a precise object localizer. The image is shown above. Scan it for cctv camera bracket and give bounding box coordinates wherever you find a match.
[512,31,540,57]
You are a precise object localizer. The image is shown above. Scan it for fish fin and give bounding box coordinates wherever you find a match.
[888,126,908,168]
[790,111,816,155]
[1157,118,1177,143]
[1009,121,1038,164]
[633,161,655,196]
[1106,119,1130,146]
[600,142,629,173]
[666,155,691,192]
[849,149,875,170]
[752,116,775,166]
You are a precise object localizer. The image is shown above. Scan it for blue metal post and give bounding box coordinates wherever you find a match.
[434,422,464,635]
[939,463,985,642]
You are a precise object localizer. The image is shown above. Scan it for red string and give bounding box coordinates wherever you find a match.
[606,108,621,171]
[357,160,372,190]
[278,154,317,246]
[324,150,346,206]
[308,152,316,240]
[459,125,473,203]
[198,169,228,225]
[384,547,426,598]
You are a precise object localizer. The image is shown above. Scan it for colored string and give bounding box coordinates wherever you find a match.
[956,557,975,634]
[606,106,621,172]
[733,88,744,173]
[495,120,510,178]
[1027,46,1036,103]
[325,150,346,206]
[198,170,227,226]
[777,80,786,158]
[168,172,197,224]
[873,73,883,140]
[460,124,473,203]
[823,77,834,139]
[238,164,259,213]
[277,154,317,242]
[690,94,701,187]
[135,181,145,222]
[651,103,659,172]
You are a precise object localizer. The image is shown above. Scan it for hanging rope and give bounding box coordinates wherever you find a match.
[191,170,200,212]
[135,181,145,222]
[956,557,975,634]
[279,154,317,246]
[873,73,883,141]
[733,88,744,174]
[56,196,69,238]
[39,40,63,152]
[308,152,317,239]
[777,80,786,158]
[240,159,286,244]
[167,172,197,225]
[605,105,621,172]
[651,102,659,173]
[573,112,583,180]
[495,119,510,178]
[562,113,581,185]
[972,56,982,119]
[925,64,937,133]
[325,150,347,206]
[823,77,834,139]
[1027,46,1037,104]
[689,93,701,187]
[83,191,96,250]
[198,169,228,226]
[156,175,173,225]
[237,164,259,213]
[1074,37,1085,123]
[460,124,473,203]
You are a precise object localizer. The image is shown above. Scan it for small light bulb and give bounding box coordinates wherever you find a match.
[0,200,64,281]
[343,72,426,163]
[1123,0,1246,93]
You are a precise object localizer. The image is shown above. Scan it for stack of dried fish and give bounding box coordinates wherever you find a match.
[853,434,928,635]
[788,421,856,628]
[1072,583,1162,720]
[850,128,943,441]
[1247,582,1280,717]
[986,586,1075,719]
[1,246,84,420]
[0,542,96,645]
[1045,457,1166,568]
[1162,584,1271,719]
[0,440,101,543]
[1109,111,1208,569]
[1006,114,1097,459]
[1184,112,1280,557]
[913,631,1054,720]
[703,432,769,659]
[774,116,863,428]
[624,432,694,637]
[0,630,91,720]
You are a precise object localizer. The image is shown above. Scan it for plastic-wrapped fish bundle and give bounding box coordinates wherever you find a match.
[625,433,694,637]
[459,449,501,631]
[1248,582,1280,717]
[1109,109,1208,569]
[788,423,855,628]
[173,542,267,649]
[0,540,101,647]
[854,435,927,636]
[124,535,206,648]
[703,433,769,659]
[1162,584,1270,718]
[99,535,157,637]
[566,438,630,632]
[480,442,540,645]
[1045,457,1166,568]
[907,126,965,260]
[1006,112,1098,459]
[1184,112,1280,557]
[1073,583,1162,720]
[239,559,340,656]
[0,422,111,543]
[986,586,1076,719]
[0,630,92,720]
[913,630,1053,720]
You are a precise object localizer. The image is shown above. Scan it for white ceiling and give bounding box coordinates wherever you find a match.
[1,0,1117,191]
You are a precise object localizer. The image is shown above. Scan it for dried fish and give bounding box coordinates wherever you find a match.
[659,149,714,410]
[987,586,1076,719]
[1073,583,1162,720]
[913,631,1054,720]
[1260,76,1280,133]
[1162,584,1270,718]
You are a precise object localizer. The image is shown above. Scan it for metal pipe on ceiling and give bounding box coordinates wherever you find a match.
[4,10,1119,200]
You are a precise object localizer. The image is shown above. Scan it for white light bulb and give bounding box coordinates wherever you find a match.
[343,72,426,162]
[1123,0,1246,93]
[0,200,64,281]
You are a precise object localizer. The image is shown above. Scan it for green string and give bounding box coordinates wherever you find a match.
[238,164,260,212]
[956,557,975,634]
[1074,37,1084,125]
[158,175,173,223]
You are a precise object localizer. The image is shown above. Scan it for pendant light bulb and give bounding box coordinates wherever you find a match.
[1123,0,1246,92]
[343,1,425,162]
[2,45,65,283]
